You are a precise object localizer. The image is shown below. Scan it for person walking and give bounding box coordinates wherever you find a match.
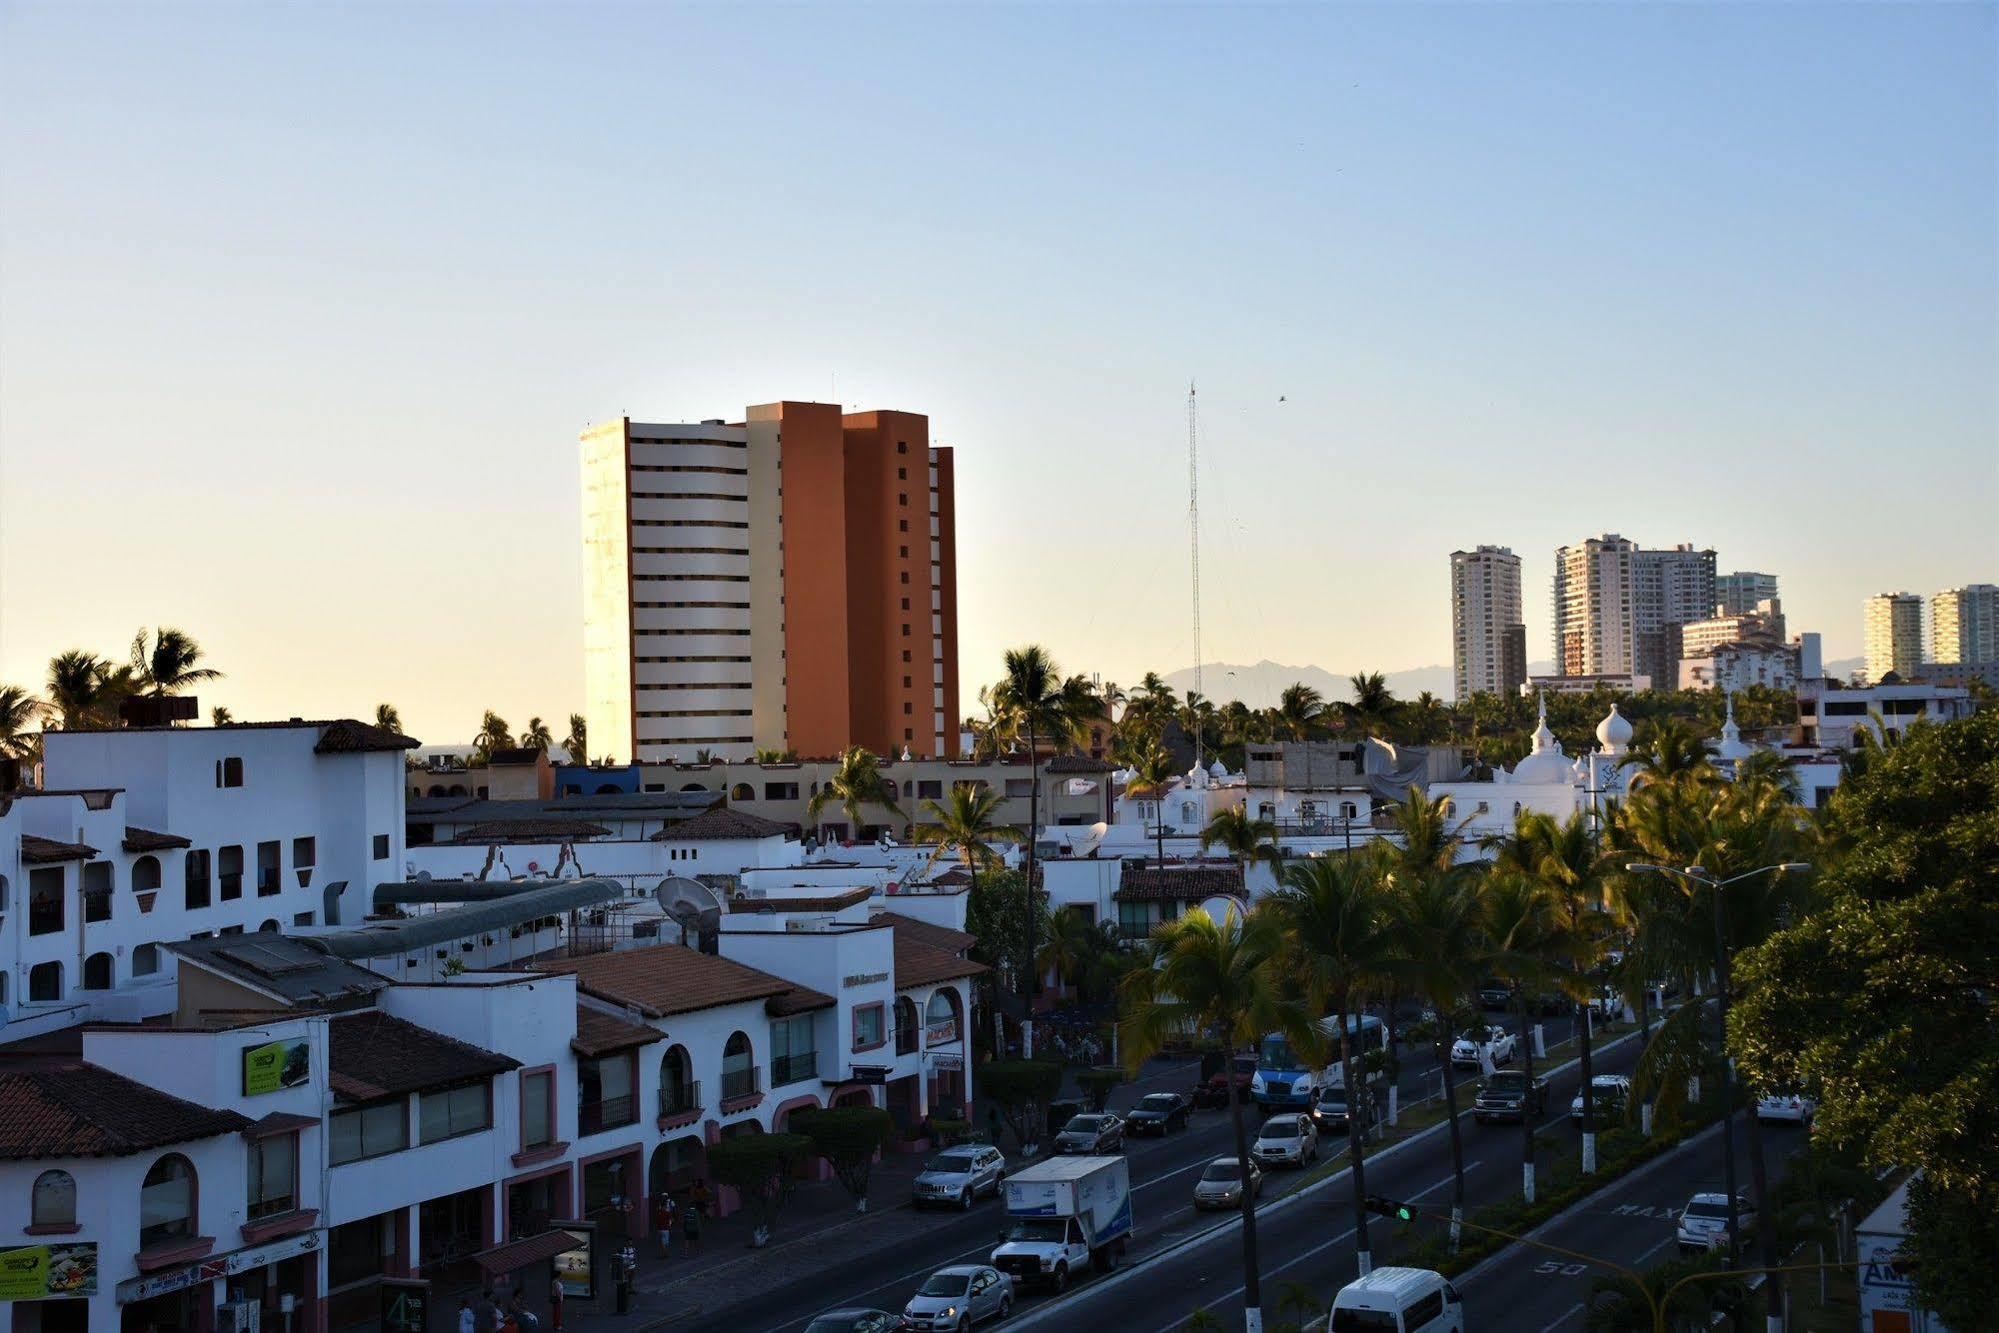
[473,1290,501,1333]
[457,1297,476,1333]
[653,1194,675,1261]
[681,1195,702,1257]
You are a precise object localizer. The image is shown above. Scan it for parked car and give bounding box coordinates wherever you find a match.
[1476,978,1512,1009]
[1676,1192,1757,1253]
[1450,1026,1516,1069]
[1472,1069,1550,1123]
[804,1312,897,1333]
[901,1265,1014,1330]
[1311,1085,1374,1135]
[1251,1114,1319,1169]
[1193,1054,1258,1109]
[1570,1074,1631,1126]
[1125,1091,1191,1136]
[1755,1093,1815,1126]
[1053,1113,1124,1155]
[913,1144,1007,1210]
[1192,1156,1263,1209]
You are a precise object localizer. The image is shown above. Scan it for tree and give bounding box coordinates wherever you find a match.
[987,645,1084,1013]
[46,650,131,730]
[521,717,554,751]
[1529,812,1616,1174]
[1125,742,1179,869]
[1268,852,1395,1276]
[130,627,222,700]
[1619,717,1718,793]
[793,1106,895,1211]
[1121,907,1304,1332]
[1478,862,1567,1201]
[1731,712,1998,1330]
[374,703,403,735]
[210,706,233,726]
[1202,804,1281,883]
[1347,671,1399,739]
[705,1132,815,1245]
[1583,1251,1747,1331]
[978,1059,1065,1150]
[913,783,1022,892]
[563,713,588,764]
[806,746,904,839]
[0,686,45,761]
[752,747,796,764]
[473,711,512,759]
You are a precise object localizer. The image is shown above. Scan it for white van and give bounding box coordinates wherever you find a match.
[1330,1267,1465,1332]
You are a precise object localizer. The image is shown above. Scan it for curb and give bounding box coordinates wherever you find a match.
[638,1195,916,1297]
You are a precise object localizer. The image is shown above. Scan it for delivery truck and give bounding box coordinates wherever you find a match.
[989,1155,1132,1292]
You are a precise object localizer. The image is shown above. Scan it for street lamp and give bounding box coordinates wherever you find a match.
[1624,861,1808,1297]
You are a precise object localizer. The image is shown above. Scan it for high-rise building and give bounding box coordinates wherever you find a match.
[1931,583,1998,667]
[1554,535,1637,678]
[1863,592,1924,683]
[1715,571,1780,616]
[581,402,960,763]
[1632,544,1717,689]
[1449,546,1526,700]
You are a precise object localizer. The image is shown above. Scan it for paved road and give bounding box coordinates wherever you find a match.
[1459,1112,1809,1331]
[684,1005,1588,1331]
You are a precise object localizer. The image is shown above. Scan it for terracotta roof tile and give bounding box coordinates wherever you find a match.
[651,806,797,842]
[312,719,422,754]
[534,944,797,1019]
[1114,863,1246,902]
[20,834,98,863]
[571,1007,664,1058]
[766,983,837,1016]
[328,1011,518,1103]
[0,1064,251,1160]
[893,937,987,990]
[123,826,192,853]
[449,819,612,844]
[875,911,977,955]
[726,887,873,914]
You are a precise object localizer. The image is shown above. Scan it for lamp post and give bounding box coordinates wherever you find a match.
[1626,860,1808,1333]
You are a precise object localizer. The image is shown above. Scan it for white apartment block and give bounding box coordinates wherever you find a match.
[1930,583,1997,667]
[1863,592,1924,683]
[1678,640,1800,693]
[1449,545,1526,701]
[1553,535,1636,677]
[1631,543,1717,689]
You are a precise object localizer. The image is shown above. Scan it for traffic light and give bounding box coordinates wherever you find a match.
[1363,1195,1415,1221]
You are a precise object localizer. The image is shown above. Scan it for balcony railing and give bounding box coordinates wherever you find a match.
[720,1067,761,1104]
[28,899,64,937]
[772,1053,817,1086]
[577,1094,637,1136]
[894,1025,919,1056]
[659,1080,701,1119]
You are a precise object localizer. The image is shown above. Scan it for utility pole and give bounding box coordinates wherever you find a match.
[1188,381,1203,768]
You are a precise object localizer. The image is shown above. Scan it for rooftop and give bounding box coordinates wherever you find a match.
[328,1010,520,1103]
[651,805,798,842]
[893,936,987,990]
[571,1007,665,1059]
[1114,862,1246,902]
[727,886,874,914]
[0,1063,252,1161]
[533,943,832,1020]
[169,934,392,1010]
[874,911,977,955]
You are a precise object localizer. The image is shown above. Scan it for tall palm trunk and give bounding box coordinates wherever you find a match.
[1340,999,1373,1276]
[1743,1094,1784,1332]
[1439,1035,1467,1251]
[1577,998,1598,1172]
[1225,1046,1265,1332]
[1515,985,1537,1202]
[1023,718,1040,1056]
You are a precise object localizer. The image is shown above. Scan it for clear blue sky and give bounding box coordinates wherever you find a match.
[3,3,1993,742]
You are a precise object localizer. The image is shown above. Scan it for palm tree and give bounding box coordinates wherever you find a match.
[752,747,796,764]
[1038,907,1097,1000]
[1380,787,1468,1070]
[1124,742,1179,870]
[374,703,403,735]
[989,646,1083,1011]
[806,746,904,840]
[46,651,129,730]
[1619,717,1718,792]
[1201,804,1281,883]
[913,784,1022,892]
[1121,908,1303,1331]
[563,713,588,764]
[1479,862,1568,1201]
[0,685,44,762]
[130,627,223,699]
[521,717,555,751]
[1348,671,1399,739]
[1268,852,1396,1276]
[210,706,233,726]
[1523,812,1616,1173]
[1278,682,1324,791]
[473,711,513,759]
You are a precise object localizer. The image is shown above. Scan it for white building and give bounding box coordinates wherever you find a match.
[1930,583,1997,668]
[1554,534,1638,677]
[1715,571,1779,616]
[1678,640,1799,693]
[1449,545,1526,701]
[1795,678,1972,749]
[1863,592,1924,683]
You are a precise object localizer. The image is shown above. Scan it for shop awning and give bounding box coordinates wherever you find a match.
[472,1229,577,1274]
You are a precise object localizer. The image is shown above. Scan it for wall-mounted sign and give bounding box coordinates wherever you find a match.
[552,1221,596,1301]
[847,1064,889,1085]
[242,1035,311,1095]
[925,1016,959,1047]
[0,1242,97,1300]
[117,1231,321,1303]
[842,972,889,989]
[380,1277,431,1332]
[928,1054,964,1072]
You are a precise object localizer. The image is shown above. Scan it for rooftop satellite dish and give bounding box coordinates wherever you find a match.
[414,870,433,883]
[654,876,724,944]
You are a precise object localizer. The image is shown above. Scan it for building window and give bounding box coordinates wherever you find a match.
[659,1046,697,1115]
[852,1003,885,1051]
[257,841,281,896]
[894,997,919,1055]
[578,1054,637,1135]
[1117,900,1153,941]
[329,1101,408,1165]
[27,867,64,936]
[897,466,906,480]
[32,1169,76,1228]
[293,836,317,870]
[521,1069,555,1150]
[730,783,755,801]
[139,1155,196,1247]
[769,1015,817,1085]
[82,952,113,990]
[132,943,161,976]
[247,1133,297,1219]
[764,782,799,801]
[133,855,162,893]
[899,519,908,532]
[372,834,391,860]
[83,862,113,922]
[218,845,244,900]
[720,1031,758,1101]
[292,912,315,928]
[420,1082,492,1143]
[216,757,244,788]
[27,961,61,1002]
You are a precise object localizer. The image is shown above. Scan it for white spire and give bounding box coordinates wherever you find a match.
[1513,692,1573,784]
[1596,701,1633,755]
[1716,692,1751,762]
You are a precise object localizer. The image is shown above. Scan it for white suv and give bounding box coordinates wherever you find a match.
[1676,1192,1756,1252]
[1449,1026,1515,1069]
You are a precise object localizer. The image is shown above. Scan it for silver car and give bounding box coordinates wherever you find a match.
[1251,1113,1319,1168]
[1677,1191,1757,1252]
[901,1264,1013,1331]
[1192,1155,1263,1209]
[912,1145,1006,1210]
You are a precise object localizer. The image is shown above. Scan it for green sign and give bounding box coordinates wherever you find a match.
[0,1243,97,1300]
[242,1036,311,1095]
[379,1278,430,1332]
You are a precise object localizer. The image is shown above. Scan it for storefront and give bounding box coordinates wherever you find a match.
[1,1240,98,1333]
[326,1211,404,1331]
[116,1232,322,1333]
[579,1149,642,1240]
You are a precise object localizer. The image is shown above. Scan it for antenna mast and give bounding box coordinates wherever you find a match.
[1188,381,1203,767]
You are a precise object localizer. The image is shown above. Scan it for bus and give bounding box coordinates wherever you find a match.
[1251,1014,1387,1110]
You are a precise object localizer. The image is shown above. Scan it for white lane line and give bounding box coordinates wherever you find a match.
[1411,1160,1482,1201]
[1539,1301,1585,1332]
[1635,1232,1676,1265]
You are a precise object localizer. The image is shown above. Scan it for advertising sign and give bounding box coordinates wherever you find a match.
[0,1243,97,1300]
[551,1221,596,1301]
[242,1036,311,1095]
[117,1231,321,1303]
[925,1014,959,1047]
[379,1277,431,1332]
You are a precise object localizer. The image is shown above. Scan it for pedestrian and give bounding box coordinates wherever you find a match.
[681,1196,702,1256]
[457,1297,476,1333]
[654,1194,675,1260]
[549,1276,564,1332]
[689,1178,713,1218]
[509,1294,541,1331]
[474,1288,501,1333]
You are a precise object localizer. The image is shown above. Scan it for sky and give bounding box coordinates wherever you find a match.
[2,3,1993,745]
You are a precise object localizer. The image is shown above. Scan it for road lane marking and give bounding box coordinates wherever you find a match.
[1539,1301,1585,1331]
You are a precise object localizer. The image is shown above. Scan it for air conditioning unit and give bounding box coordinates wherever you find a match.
[217,1298,262,1333]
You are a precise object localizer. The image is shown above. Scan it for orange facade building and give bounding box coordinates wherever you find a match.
[581,402,959,763]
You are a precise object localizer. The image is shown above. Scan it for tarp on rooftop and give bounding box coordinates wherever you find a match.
[321,878,625,958]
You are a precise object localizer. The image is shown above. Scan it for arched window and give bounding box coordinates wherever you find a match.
[594,784,621,795]
[1339,801,1357,821]
[680,783,708,794]
[27,961,62,1002]
[427,784,447,797]
[659,1045,694,1115]
[132,856,161,893]
[1180,800,1197,823]
[447,784,467,797]
[925,989,962,1047]
[31,1170,76,1228]
[259,919,280,933]
[720,1031,755,1101]
[730,783,754,802]
[894,996,919,1054]
[131,943,161,977]
[139,1155,196,1246]
[82,953,113,990]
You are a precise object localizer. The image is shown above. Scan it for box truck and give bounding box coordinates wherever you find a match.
[990,1156,1132,1292]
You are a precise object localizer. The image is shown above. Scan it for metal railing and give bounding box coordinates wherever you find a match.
[577,1093,637,1135]
[720,1067,761,1102]
[772,1053,818,1085]
[658,1079,701,1118]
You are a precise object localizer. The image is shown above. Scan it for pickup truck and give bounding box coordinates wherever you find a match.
[990,1156,1132,1293]
[1472,1069,1550,1123]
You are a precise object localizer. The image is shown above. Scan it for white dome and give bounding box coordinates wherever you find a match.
[1209,758,1229,779]
[1511,695,1574,785]
[1185,764,1210,790]
[1596,702,1633,754]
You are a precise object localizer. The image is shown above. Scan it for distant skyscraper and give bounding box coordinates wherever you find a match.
[1553,535,1637,678]
[1863,592,1924,683]
[1450,546,1526,700]
[1931,584,1998,667]
[1631,544,1717,690]
[1715,571,1779,616]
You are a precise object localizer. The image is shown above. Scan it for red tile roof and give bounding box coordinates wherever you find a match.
[328,1011,518,1103]
[123,826,192,853]
[0,1064,251,1160]
[893,937,987,990]
[875,911,977,955]
[571,1007,664,1058]
[1114,863,1245,902]
[20,834,98,863]
[651,806,797,842]
[535,944,806,1019]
